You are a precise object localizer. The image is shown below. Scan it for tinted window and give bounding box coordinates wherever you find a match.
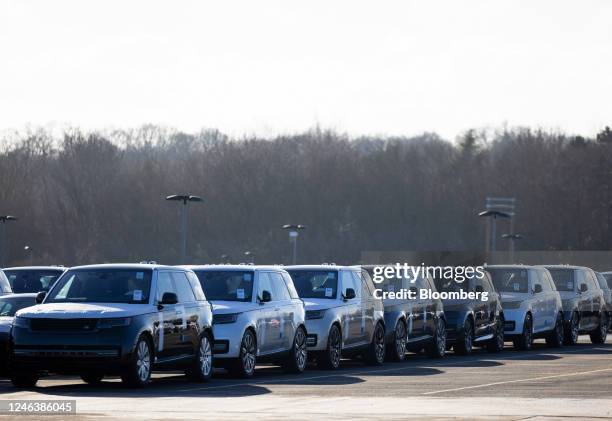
[548,268,575,291]
[156,272,176,302]
[0,271,10,294]
[194,270,254,302]
[4,269,63,293]
[47,268,152,304]
[186,272,207,301]
[0,295,36,316]
[281,272,300,299]
[257,272,275,301]
[487,268,529,293]
[172,272,197,303]
[269,272,291,301]
[287,270,338,299]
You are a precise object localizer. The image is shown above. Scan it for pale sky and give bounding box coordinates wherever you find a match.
[1,0,611,140]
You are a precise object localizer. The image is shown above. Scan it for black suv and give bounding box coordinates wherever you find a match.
[434,272,505,355]
[10,264,214,388]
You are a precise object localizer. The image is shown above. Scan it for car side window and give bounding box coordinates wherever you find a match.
[269,272,291,301]
[353,271,373,299]
[281,272,300,299]
[341,270,359,298]
[257,272,275,301]
[186,272,207,301]
[172,272,197,303]
[156,272,176,303]
[543,271,555,291]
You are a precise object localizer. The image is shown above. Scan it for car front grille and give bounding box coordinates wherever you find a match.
[30,318,99,332]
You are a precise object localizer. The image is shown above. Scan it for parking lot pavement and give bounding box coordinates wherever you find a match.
[0,337,610,420]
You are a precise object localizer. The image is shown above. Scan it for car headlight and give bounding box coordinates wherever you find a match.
[306,309,326,320]
[503,301,522,309]
[97,318,132,329]
[213,313,239,324]
[13,316,29,329]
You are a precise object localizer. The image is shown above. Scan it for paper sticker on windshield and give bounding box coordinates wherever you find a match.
[325,288,333,297]
[237,289,245,299]
[133,290,143,301]
[243,274,252,281]
[136,272,144,280]
[567,282,574,290]
[513,283,520,291]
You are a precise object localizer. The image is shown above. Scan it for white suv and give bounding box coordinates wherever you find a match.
[486,265,564,350]
[185,265,307,377]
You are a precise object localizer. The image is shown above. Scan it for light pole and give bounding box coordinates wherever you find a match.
[0,215,17,267]
[165,195,202,264]
[501,233,523,263]
[478,210,510,253]
[244,251,254,264]
[282,224,306,265]
[24,245,34,265]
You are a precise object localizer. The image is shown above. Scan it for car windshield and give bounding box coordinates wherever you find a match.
[287,270,338,299]
[4,269,63,293]
[0,295,36,317]
[0,271,10,294]
[194,270,254,302]
[547,269,575,291]
[487,268,529,293]
[46,269,152,303]
[601,273,612,289]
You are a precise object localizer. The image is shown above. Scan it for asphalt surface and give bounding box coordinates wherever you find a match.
[0,337,610,420]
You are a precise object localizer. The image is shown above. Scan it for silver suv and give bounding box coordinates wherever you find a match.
[185,265,307,377]
[286,265,385,369]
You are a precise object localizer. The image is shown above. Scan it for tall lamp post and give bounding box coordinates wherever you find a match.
[478,210,510,253]
[501,233,523,263]
[282,224,306,265]
[24,245,34,265]
[165,195,202,264]
[244,251,254,264]
[0,215,17,267]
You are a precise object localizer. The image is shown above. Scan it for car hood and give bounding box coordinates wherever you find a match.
[211,301,259,314]
[499,292,529,303]
[303,298,343,311]
[16,303,153,319]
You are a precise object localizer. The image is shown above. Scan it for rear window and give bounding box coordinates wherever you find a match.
[547,269,575,291]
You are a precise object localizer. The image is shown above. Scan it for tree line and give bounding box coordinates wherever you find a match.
[1,125,611,267]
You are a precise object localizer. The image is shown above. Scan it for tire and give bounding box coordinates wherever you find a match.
[455,318,474,355]
[80,371,104,385]
[386,319,407,362]
[564,311,579,345]
[229,329,257,378]
[590,312,608,345]
[283,326,307,373]
[513,314,533,351]
[365,322,385,365]
[10,372,39,388]
[426,317,447,358]
[121,335,153,387]
[317,324,342,370]
[545,313,564,348]
[487,316,505,353]
[186,332,213,382]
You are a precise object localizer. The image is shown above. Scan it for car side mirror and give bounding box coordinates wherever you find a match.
[160,292,178,305]
[35,291,46,304]
[533,284,543,294]
[475,285,484,293]
[260,290,272,303]
[579,284,588,293]
[344,288,356,300]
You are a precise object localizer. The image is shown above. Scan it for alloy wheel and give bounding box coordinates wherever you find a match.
[199,336,213,377]
[395,321,407,359]
[136,340,151,383]
[241,331,257,375]
[329,326,341,368]
[294,328,307,371]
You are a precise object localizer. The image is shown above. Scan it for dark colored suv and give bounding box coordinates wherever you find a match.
[434,272,505,355]
[10,264,214,388]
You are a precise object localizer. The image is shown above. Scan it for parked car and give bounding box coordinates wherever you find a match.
[10,264,214,388]
[434,271,505,355]
[185,265,307,377]
[285,265,386,369]
[364,266,446,361]
[3,266,65,294]
[596,272,612,332]
[545,265,608,344]
[0,293,37,375]
[0,270,12,295]
[486,265,564,350]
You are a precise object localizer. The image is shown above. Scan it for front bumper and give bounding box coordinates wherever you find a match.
[211,323,246,359]
[304,318,332,351]
[501,309,525,335]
